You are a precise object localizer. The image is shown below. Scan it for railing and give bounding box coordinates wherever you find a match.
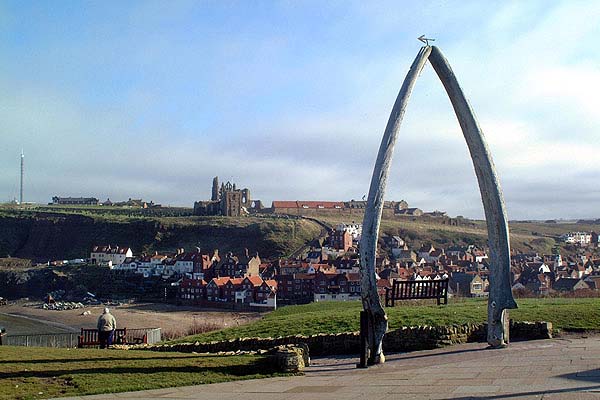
[141,328,161,344]
[3,332,79,348]
[3,328,161,348]
[123,328,162,344]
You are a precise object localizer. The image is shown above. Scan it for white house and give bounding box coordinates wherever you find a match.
[90,245,133,267]
[561,232,592,245]
[336,223,362,241]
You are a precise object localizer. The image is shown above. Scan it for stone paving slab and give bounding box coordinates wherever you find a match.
[53,337,600,400]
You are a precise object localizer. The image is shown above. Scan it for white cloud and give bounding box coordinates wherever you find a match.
[1,1,599,220]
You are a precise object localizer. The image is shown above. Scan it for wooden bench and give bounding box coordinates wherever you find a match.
[78,328,127,347]
[385,278,449,307]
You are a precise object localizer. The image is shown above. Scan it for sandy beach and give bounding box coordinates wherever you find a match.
[0,300,261,338]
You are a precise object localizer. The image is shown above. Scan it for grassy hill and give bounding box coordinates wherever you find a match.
[1,204,598,262]
[173,297,600,343]
[317,213,600,255]
[0,206,321,260]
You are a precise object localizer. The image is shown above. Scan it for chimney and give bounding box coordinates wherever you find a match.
[244,248,249,258]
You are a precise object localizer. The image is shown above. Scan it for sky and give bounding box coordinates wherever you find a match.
[1,1,599,220]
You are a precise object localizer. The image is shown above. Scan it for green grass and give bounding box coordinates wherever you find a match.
[175,297,600,343]
[0,347,288,400]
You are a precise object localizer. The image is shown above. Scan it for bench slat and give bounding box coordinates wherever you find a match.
[78,328,128,347]
[385,278,449,307]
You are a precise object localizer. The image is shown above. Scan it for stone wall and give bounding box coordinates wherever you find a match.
[138,321,551,356]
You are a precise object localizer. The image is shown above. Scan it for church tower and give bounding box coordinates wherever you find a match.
[211,176,219,201]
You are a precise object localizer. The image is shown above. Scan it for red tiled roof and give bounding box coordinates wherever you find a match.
[246,276,264,286]
[346,273,360,281]
[265,279,277,288]
[272,201,345,209]
[210,277,231,286]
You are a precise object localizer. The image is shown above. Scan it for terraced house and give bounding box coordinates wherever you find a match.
[179,276,277,310]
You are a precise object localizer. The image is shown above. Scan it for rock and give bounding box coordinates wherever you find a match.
[272,347,305,373]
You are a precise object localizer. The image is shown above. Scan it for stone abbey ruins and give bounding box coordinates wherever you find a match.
[359,45,517,365]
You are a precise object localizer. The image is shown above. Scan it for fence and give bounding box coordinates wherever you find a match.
[124,328,162,344]
[3,332,80,348]
[3,328,161,348]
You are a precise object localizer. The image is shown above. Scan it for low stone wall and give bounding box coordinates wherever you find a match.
[138,321,552,356]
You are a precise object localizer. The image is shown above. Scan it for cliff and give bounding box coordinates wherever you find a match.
[0,211,322,261]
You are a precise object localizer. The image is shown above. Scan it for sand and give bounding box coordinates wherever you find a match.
[0,300,261,338]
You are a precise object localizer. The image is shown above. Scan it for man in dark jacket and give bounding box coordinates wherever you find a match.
[97,307,117,349]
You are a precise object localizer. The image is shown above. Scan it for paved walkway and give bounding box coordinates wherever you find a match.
[57,336,600,400]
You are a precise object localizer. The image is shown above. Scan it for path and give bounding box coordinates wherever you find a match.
[54,336,600,399]
[287,216,332,259]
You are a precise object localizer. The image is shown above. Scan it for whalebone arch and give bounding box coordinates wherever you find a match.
[359,45,517,365]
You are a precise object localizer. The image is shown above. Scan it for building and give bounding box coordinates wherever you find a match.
[553,278,590,292]
[52,196,99,205]
[313,271,361,302]
[560,232,592,245]
[179,275,277,309]
[329,229,353,252]
[194,177,253,217]
[271,201,345,215]
[448,273,486,297]
[90,245,133,267]
[396,207,424,217]
[336,223,362,241]
[216,250,261,278]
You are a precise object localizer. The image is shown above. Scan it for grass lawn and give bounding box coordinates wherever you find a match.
[175,297,600,343]
[0,347,289,400]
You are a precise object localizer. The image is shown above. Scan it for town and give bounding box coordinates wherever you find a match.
[40,223,599,312]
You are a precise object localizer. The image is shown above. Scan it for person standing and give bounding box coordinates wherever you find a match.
[97,307,116,349]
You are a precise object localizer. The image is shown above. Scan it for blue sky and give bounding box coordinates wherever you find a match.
[1,1,599,219]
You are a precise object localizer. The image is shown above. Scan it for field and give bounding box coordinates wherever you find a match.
[0,346,287,400]
[174,297,600,343]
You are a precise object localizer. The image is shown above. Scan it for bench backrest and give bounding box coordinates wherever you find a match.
[78,328,127,346]
[386,278,449,306]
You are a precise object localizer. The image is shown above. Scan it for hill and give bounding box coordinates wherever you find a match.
[1,205,598,263]
[0,207,321,261]
[173,297,600,343]
[315,213,600,256]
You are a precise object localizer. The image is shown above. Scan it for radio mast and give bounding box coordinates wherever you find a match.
[20,150,24,204]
